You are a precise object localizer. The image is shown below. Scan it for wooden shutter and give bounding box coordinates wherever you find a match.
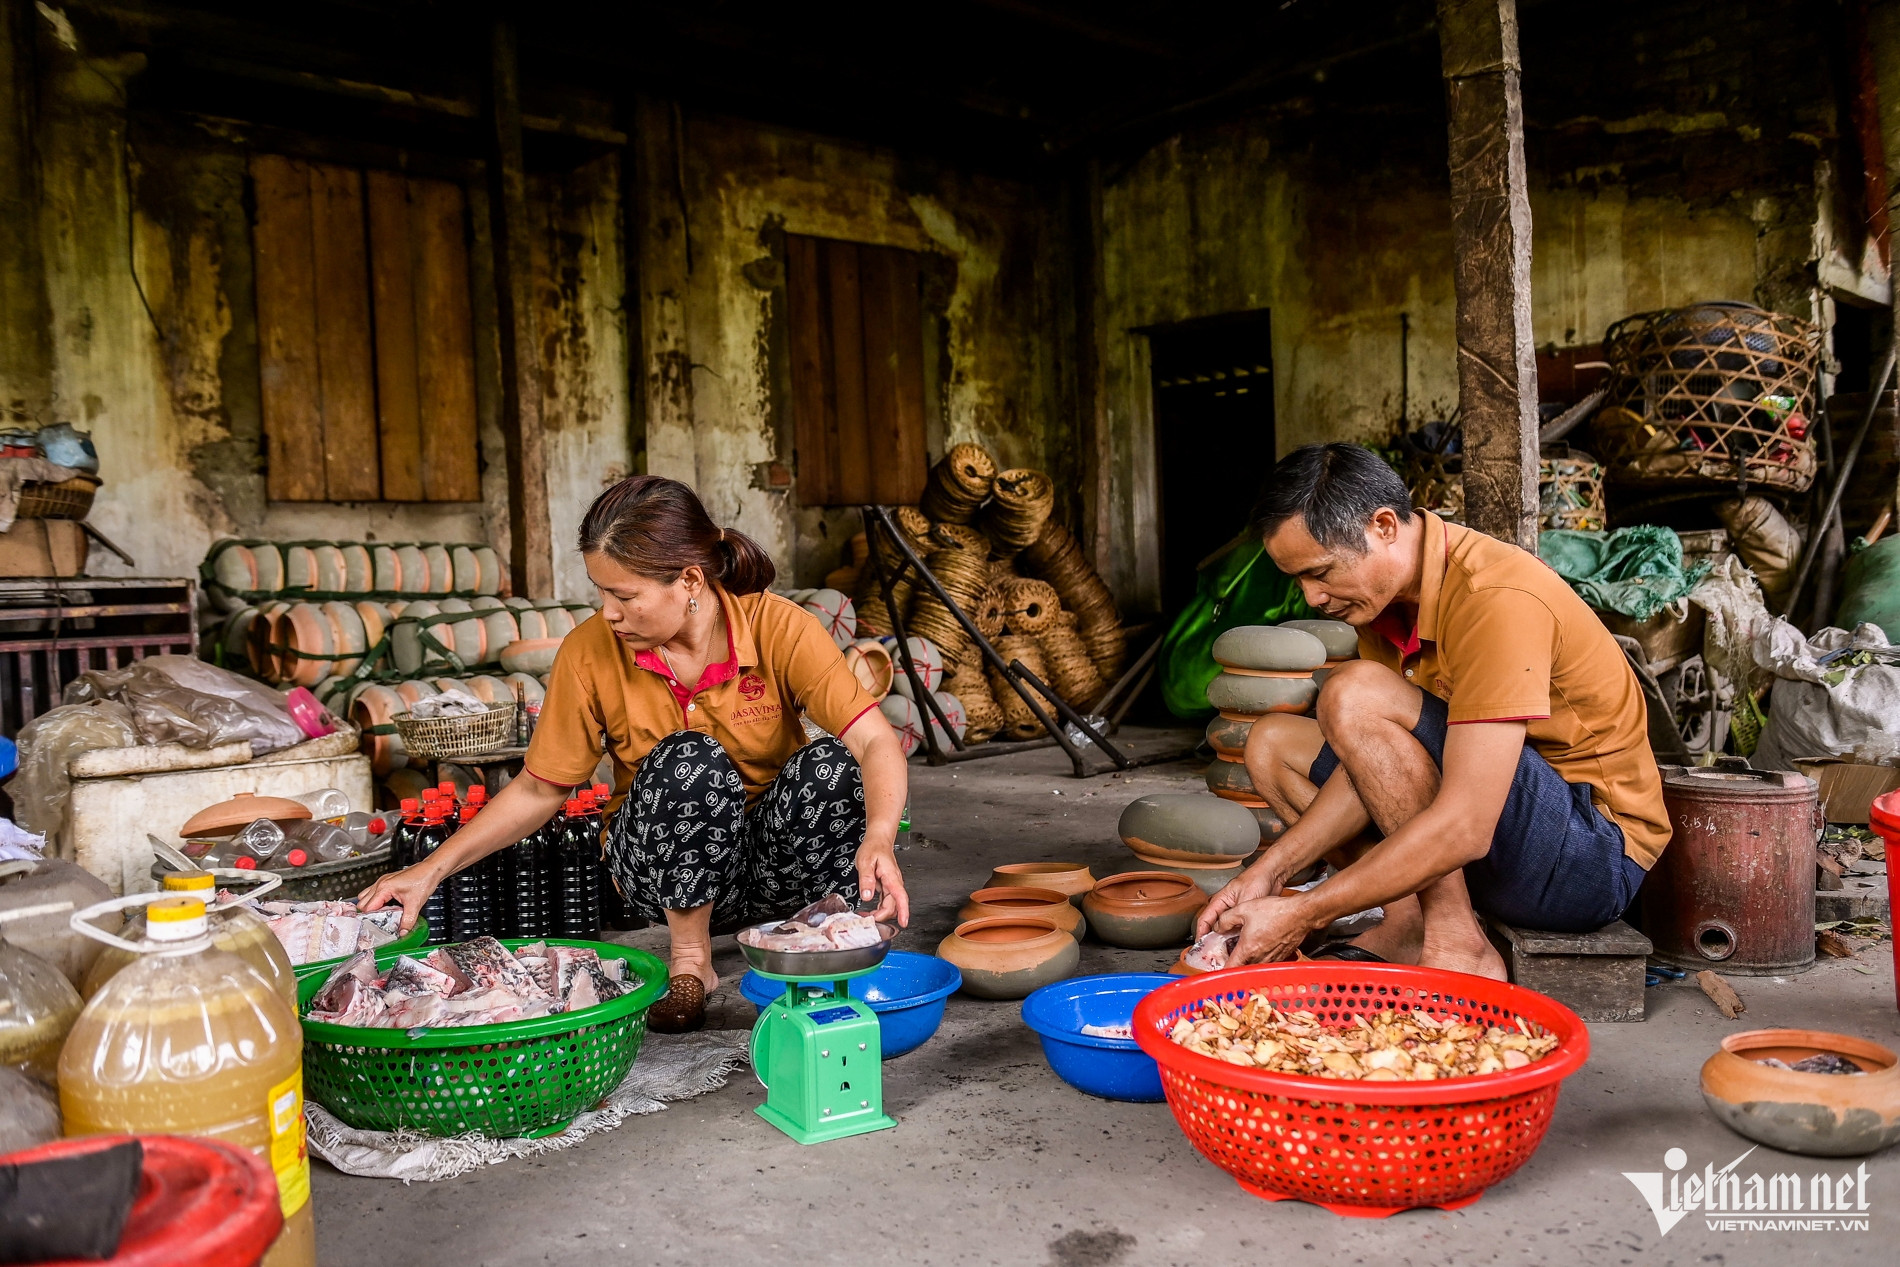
[786,234,929,507]
[367,174,480,502]
[252,155,479,503]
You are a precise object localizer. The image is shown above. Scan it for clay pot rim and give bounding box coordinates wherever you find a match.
[1713,1027,1898,1078]
[1088,871,1199,905]
[1128,851,1251,871]
[949,915,1068,946]
[990,861,1092,880]
[964,886,1070,908]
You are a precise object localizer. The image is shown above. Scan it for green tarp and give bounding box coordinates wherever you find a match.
[1538,526,1710,622]
[1159,535,1315,719]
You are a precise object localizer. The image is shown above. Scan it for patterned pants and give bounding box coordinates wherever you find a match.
[605,730,865,929]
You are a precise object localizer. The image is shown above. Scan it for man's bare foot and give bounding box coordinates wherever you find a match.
[1418,910,1507,981]
[1348,895,1424,963]
[668,943,720,992]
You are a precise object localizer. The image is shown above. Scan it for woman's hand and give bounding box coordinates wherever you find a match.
[1195,848,1294,937]
[854,836,910,928]
[357,862,444,935]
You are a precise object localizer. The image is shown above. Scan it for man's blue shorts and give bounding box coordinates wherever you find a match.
[1308,690,1647,933]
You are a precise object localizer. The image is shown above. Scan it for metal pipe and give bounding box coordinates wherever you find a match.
[1784,347,1896,617]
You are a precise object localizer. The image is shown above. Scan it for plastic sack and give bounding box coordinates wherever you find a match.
[61,656,305,754]
[1538,526,1710,622]
[0,1064,61,1152]
[1837,536,1900,644]
[1159,533,1315,719]
[1750,620,1900,771]
[1717,496,1802,610]
[5,702,137,842]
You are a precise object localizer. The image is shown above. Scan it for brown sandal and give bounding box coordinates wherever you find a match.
[647,974,707,1034]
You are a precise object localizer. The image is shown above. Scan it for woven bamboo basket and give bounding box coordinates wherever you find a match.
[392,702,517,759]
[1537,446,1606,532]
[15,473,101,519]
[1595,302,1819,493]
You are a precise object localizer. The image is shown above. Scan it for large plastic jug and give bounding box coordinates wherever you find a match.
[61,893,316,1267]
[0,901,83,1085]
[82,870,297,1008]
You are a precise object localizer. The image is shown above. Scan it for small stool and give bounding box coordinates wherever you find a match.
[1487,919,1653,1022]
[418,745,529,798]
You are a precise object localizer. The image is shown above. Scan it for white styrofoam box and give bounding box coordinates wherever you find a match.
[66,753,374,895]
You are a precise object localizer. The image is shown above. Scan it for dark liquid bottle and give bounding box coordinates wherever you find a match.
[414,805,452,944]
[586,790,640,932]
[551,798,601,939]
[391,797,422,867]
[506,813,555,940]
[445,803,490,943]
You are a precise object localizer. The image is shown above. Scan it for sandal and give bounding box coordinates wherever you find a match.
[647,974,707,1033]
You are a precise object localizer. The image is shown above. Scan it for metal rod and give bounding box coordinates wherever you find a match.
[859,510,964,762]
[1010,660,1129,769]
[1785,347,1896,616]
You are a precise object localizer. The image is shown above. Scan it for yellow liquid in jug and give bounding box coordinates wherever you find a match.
[60,943,316,1267]
[82,905,299,1009]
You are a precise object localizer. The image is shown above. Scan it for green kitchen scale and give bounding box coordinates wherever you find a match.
[741,924,900,1145]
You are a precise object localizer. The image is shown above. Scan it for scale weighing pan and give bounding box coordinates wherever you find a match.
[739,922,899,979]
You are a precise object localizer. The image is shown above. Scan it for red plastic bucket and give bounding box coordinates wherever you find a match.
[1870,789,1900,1011]
[0,1135,282,1266]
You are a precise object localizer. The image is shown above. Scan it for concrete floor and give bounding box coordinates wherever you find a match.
[312,729,1900,1266]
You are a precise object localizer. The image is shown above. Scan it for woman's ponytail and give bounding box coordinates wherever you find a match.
[715,529,776,595]
[579,475,777,594]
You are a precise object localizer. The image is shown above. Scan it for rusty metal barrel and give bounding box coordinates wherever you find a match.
[1644,765,1820,975]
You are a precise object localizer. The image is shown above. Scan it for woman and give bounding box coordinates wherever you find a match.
[361,476,910,1032]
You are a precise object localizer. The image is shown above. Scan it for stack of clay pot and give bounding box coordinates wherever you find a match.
[1116,793,1262,896]
[203,539,504,613]
[937,862,1093,998]
[837,444,1125,745]
[1202,619,1357,815]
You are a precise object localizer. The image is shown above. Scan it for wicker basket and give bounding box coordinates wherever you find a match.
[16,473,101,519]
[1537,445,1605,531]
[392,702,517,759]
[1595,302,1819,493]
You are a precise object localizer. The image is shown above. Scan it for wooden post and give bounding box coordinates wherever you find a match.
[483,16,554,598]
[0,0,53,426]
[629,95,697,481]
[1438,0,1539,549]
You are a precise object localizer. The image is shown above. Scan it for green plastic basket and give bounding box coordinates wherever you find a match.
[291,917,432,982]
[297,938,669,1139]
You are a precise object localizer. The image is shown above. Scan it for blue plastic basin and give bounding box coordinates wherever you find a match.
[1020,973,1175,1102]
[739,950,961,1060]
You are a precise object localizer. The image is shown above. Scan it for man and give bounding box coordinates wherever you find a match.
[1197,442,1668,979]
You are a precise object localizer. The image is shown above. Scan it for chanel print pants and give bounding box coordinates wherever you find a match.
[605,730,866,928]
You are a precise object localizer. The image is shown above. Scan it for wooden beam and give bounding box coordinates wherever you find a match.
[484,16,554,598]
[629,94,696,481]
[1438,0,1539,549]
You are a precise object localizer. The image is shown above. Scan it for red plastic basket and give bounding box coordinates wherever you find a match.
[1133,963,1590,1218]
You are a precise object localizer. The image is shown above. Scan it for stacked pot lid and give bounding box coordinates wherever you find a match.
[203,538,504,613]
[1201,619,1356,808]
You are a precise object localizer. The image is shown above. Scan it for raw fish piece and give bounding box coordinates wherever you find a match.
[515,956,556,996]
[383,992,447,1029]
[789,893,852,927]
[307,978,388,1027]
[1080,1023,1133,1039]
[549,945,602,996]
[1184,930,1237,973]
[267,912,318,964]
[422,947,474,992]
[600,958,626,983]
[384,954,467,998]
[310,951,379,1011]
[315,914,360,960]
[448,937,548,997]
[563,972,600,1013]
[513,941,547,960]
[820,913,884,949]
[581,962,624,1001]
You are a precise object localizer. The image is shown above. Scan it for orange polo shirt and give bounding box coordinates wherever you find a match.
[526,586,879,802]
[1359,511,1670,869]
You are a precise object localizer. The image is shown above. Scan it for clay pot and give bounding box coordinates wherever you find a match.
[391,600,441,675]
[502,672,545,706]
[322,600,368,678]
[281,545,316,592]
[936,916,1079,1000]
[422,544,454,594]
[473,597,517,661]
[283,603,334,688]
[395,545,427,594]
[312,544,345,592]
[451,545,480,592]
[247,601,290,681]
[1278,618,1358,661]
[1204,712,1253,757]
[541,605,577,638]
[1700,1028,1900,1157]
[1082,871,1205,949]
[1211,625,1326,672]
[843,638,895,699]
[500,638,563,676]
[986,862,1095,906]
[210,541,256,596]
[958,886,1086,941]
[1128,857,1247,897]
[340,543,372,592]
[180,791,312,838]
[371,544,401,592]
[1118,793,1259,861]
[1203,755,1268,805]
[251,543,284,593]
[353,684,408,776]
[473,546,502,596]
[1205,671,1317,716]
[515,606,548,641]
[463,675,512,705]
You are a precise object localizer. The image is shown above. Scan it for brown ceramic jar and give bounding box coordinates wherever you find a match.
[958,887,1085,940]
[936,916,1079,1000]
[985,862,1095,906]
[1082,871,1206,949]
[1700,1028,1900,1157]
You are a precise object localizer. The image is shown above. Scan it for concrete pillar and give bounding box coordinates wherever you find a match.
[1438,0,1540,549]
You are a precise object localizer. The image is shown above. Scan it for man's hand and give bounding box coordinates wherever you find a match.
[1195,849,1294,938]
[1216,892,1323,965]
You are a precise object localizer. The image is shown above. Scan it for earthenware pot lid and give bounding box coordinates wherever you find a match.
[180,791,313,838]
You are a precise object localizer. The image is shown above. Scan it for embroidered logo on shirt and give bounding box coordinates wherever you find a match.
[739,673,767,701]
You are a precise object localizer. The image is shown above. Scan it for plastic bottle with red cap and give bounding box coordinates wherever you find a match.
[445,800,493,942]
[414,803,453,945]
